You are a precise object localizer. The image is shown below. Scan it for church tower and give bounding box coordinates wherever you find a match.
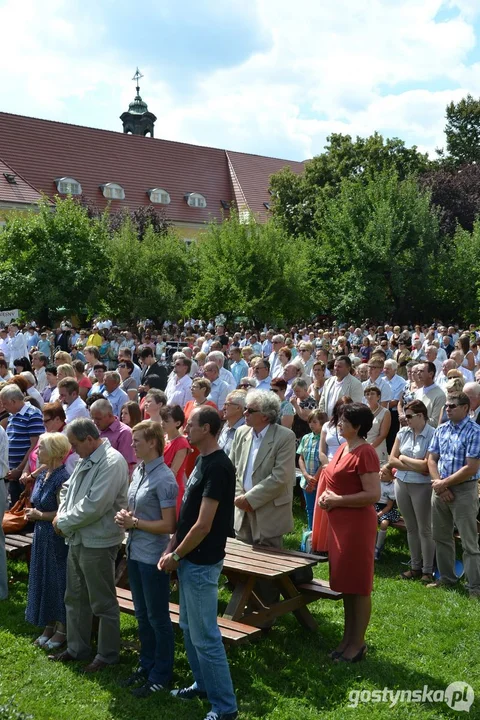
[120,68,157,137]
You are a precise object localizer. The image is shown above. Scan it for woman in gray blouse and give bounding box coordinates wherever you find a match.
[385,399,435,583]
[115,421,177,697]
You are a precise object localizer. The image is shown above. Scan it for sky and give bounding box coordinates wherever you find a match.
[1,0,480,161]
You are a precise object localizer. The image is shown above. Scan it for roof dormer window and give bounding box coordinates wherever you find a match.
[148,188,170,205]
[100,183,125,200]
[185,192,207,208]
[56,177,82,195]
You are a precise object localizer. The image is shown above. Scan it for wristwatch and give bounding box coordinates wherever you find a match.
[172,552,182,563]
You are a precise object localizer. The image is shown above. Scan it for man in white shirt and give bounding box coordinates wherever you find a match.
[436,359,456,390]
[207,351,236,392]
[268,335,285,379]
[319,355,364,418]
[182,347,199,378]
[203,362,229,410]
[414,362,446,427]
[7,323,28,367]
[0,329,10,365]
[200,332,213,355]
[252,359,272,392]
[362,358,392,408]
[57,378,90,424]
[165,356,193,407]
[425,346,443,380]
[450,350,475,383]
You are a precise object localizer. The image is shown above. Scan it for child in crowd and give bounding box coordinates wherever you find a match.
[375,465,401,560]
[297,409,323,530]
[37,332,52,360]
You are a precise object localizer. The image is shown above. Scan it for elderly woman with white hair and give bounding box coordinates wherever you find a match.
[20,371,45,409]
[25,432,71,650]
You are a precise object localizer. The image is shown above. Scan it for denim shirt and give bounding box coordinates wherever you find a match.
[127,456,178,564]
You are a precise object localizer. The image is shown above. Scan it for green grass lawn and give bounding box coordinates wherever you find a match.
[1,498,479,720]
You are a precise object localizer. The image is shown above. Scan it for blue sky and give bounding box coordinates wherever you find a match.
[1,0,480,160]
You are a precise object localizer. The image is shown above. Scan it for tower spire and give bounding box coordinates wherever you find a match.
[120,67,157,137]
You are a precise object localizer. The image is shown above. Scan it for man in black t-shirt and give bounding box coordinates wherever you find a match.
[159,407,238,720]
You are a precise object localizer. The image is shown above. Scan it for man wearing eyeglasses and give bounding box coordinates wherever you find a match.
[427,392,480,597]
[268,335,285,379]
[230,390,296,619]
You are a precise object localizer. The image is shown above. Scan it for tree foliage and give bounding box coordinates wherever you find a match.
[186,212,313,325]
[101,220,189,322]
[313,172,440,322]
[0,197,109,321]
[421,163,480,236]
[444,94,480,165]
[270,132,431,237]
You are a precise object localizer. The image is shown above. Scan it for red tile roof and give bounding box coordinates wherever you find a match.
[0,157,43,206]
[0,112,305,224]
[227,150,305,221]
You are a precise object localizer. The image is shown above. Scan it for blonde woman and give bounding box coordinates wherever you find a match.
[25,432,71,650]
[56,364,75,384]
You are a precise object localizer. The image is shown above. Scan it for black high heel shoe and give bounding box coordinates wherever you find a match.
[336,645,367,663]
[328,649,343,659]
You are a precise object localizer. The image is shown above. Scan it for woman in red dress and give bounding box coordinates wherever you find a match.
[319,402,380,663]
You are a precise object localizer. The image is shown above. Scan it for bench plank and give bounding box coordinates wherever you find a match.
[298,578,343,601]
[116,588,261,644]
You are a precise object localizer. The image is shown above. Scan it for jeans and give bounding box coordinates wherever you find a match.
[128,558,173,686]
[177,559,237,715]
[303,488,316,531]
[0,482,7,600]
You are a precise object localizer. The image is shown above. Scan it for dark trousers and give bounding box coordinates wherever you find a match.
[128,558,174,686]
[386,410,399,454]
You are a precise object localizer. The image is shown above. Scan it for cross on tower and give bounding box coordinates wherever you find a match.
[132,67,144,95]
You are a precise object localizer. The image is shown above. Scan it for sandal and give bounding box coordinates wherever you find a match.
[45,631,66,651]
[421,574,434,584]
[400,569,422,580]
[33,625,55,647]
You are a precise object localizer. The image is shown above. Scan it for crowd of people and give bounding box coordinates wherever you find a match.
[0,316,480,719]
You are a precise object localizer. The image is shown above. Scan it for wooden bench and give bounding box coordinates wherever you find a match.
[5,532,34,560]
[116,587,262,645]
[297,578,343,601]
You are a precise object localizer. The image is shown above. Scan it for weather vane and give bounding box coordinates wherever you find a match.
[132,67,144,95]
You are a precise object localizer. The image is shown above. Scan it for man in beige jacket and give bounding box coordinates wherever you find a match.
[50,418,129,672]
[230,390,296,620]
[318,355,364,419]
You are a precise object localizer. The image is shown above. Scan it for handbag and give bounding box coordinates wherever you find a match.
[2,490,31,534]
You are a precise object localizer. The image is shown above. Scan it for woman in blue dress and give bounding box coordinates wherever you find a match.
[25,432,71,650]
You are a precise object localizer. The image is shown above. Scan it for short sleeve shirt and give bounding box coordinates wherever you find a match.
[6,403,45,470]
[127,457,178,564]
[176,449,235,564]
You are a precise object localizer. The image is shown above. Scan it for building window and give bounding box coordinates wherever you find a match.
[185,192,207,208]
[100,183,125,200]
[55,177,82,195]
[263,202,271,210]
[148,188,170,205]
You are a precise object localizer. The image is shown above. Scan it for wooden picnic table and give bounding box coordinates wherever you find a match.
[221,538,341,631]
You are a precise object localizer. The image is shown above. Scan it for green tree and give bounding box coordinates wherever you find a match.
[313,171,440,322]
[0,196,109,323]
[270,132,431,237]
[433,222,480,324]
[443,94,480,165]
[102,220,189,322]
[186,212,313,325]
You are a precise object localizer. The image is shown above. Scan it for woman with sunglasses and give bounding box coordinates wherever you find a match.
[386,399,435,582]
[270,378,294,429]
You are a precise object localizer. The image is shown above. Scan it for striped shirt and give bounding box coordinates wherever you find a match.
[6,403,45,470]
[428,416,480,482]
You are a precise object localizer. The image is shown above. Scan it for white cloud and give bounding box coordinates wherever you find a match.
[1,0,480,159]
